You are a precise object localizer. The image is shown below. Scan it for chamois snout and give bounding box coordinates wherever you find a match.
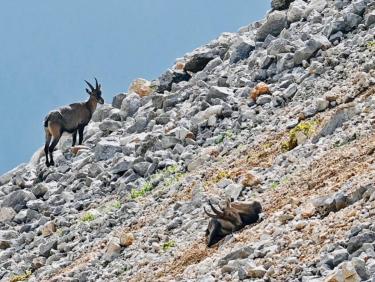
[204,199,262,247]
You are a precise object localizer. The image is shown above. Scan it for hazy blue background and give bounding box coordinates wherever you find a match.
[0,1,270,175]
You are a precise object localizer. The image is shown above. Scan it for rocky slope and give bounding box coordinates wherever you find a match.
[1,0,375,281]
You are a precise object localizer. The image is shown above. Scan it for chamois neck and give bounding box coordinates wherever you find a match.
[86,96,98,115]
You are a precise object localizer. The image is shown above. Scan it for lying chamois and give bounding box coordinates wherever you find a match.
[43,78,104,167]
[204,199,262,247]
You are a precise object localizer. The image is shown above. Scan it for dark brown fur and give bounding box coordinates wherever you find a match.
[44,79,104,167]
[204,199,262,247]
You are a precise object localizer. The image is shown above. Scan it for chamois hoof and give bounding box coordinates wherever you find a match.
[49,160,55,167]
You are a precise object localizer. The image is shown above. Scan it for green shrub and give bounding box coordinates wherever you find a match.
[9,270,32,282]
[130,182,153,199]
[270,182,279,190]
[162,240,176,251]
[112,200,121,209]
[215,130,234,144]
[81,212,95,222]
[281,119,319,151]
[130,165,185,199]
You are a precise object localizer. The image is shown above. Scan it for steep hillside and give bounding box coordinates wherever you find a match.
[1,0,375,281]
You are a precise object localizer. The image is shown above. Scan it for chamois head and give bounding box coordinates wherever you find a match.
[85,78,104,104]
[204,199,262,247]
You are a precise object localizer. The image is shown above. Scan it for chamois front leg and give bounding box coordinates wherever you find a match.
[72,130,77,147]
[48,136,61,166]
[44,129,52,167]
[78,126,85,145]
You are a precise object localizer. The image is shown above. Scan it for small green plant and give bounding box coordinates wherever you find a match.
[281,177,289,185]
[162,240,176,251]
[112,200,121,209]
[9,270,32,282]
[367,41,375,50]
[215,130,234,144]
[56,228,64,236]
[130,165,185,199]
[281,119,320,151]
[165,165,179,174]
[270,182,279,190]
[81,212,95,222]
[131,181,153,199]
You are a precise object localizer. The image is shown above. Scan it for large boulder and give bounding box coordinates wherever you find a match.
[184,50,217,73]
[287,0,307,23]
[365,10,375,27]
[256,11,288,42]
[294,36,324,65]
[324,13,363,37]
[111,156,135,174]
[112,93,127,109]
[128,78,154,97]
[191,105,223,126]
[271,0,294,10]
[158,69,191,93]
[0,190,36,212]
[92,104,114,122]
[228,38,255,64]
[95,139,122,161]
[207,86,233,102]
[267,38,294,55]
[121,93,141,118]
[39,239,58,258]
[0,207,16,223]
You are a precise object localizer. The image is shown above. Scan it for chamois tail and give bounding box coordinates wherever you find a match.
[44,115,49,128]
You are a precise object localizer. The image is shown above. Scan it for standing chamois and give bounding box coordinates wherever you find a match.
[204,199,262,247]
[43,78,104,167]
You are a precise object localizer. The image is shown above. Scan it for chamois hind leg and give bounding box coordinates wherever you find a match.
[44,128,52,167]
[78,126,84,145]
[48,123,62,166]
[72,130,77,147]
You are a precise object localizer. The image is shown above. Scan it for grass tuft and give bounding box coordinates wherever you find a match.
[130,165,185,199]
[81,212,95,222]
[9,270,32,282]
[281,119,319,151]
[215,130,234,144]
[162,240,176,251]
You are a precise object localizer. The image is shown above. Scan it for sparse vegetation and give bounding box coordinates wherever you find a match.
[281,119,320,151]
[162,240,176,251]
[270,182,279,190]
[367,41,375,50]
[112,200,121,209]
[215,130,234,144]
[131,181,153,199]
[130,165,185,199]
[212,170,231,183]
[270,177,289,190]
[81,212,95,222]
[9,270,32,282]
